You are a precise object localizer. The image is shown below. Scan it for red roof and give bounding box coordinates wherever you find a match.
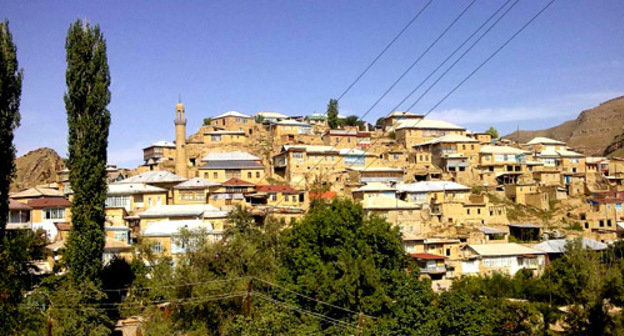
[9,199,32,211]
[409,253,447,260]
[27,197,71,209]
[222,178,256,187]
[256,185,299,194]
[309,191,337,200]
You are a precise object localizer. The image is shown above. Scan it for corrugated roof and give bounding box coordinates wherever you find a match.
[410,252,447,260]
[142,219,220,237]
[144,140,176,149]
[533,238,607,254]
[354,182,396,192]
[213,110,251,119]
[339,148,372,156]
[480,145,529,155]
[199,160,264,170]
[509,223,540,229]
[414,134,478,147]
[386,111,423,118]
[527,137,566,145]
[396,119,465,130]
[272,120,312,127]
[139,204,226,218]
[28,197,71,208]
[306,113,327,120]
[107,183,167,195]
[9,199,32,211]
[309,191,337,200]
[11,187,64,199]
[201,151,260,161]
[467,243,544,256]
[222,178,256,187]
[118,171,186,184]
[479,226,507,235]
[395,181,470,193]
[282,145,337,154]
[361,195,419,210]
[174,178,220,189]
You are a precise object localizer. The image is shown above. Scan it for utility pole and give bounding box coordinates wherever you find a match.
[245,278,254,317]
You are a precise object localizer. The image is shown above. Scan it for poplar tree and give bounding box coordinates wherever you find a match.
[0,20,22,240]
[326,98,339,129]
[64,20,111,284]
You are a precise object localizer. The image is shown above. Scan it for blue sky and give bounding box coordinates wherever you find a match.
[3,0,624,167]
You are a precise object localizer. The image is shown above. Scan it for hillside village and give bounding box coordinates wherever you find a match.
[9,100,624,290]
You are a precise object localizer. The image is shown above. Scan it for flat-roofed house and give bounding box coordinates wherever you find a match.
[347,167,405,185]
[413,134,480,176]
[250,184,304,208]
[142,219,222,257]
[210,111,254,134]
[362,195,423,237]
[202,130,248,145]
[116,170,186,205]
[322,130,371,149]
[466,131,493,144]
[270,120,313,141]
[199,152,265,184]
[461,243,546,276]
[382,111,424,131]
[352,182,396,201]
[209,178,256,208]
[273,145,341,185]
[28,197,72,242]
[138,203,229,232]
[479,145,530,185]
[395,119,466,148]
[142,141,176,169]
[173,178,220,205]
[106,183,169,213]
[255,111,289,123]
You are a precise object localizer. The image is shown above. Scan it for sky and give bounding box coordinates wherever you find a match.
[3,0,624,168]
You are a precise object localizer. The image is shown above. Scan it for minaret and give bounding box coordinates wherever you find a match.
[174,100,187,178]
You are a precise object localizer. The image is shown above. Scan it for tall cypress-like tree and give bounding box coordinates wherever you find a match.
[326,98,339,129]
[64,20,111,284]
[0,20,22,240]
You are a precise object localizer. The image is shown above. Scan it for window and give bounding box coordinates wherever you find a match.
[114,231,128,243]
[446,248,451,257]
[466,209,470,215]
[211,135,222,142]
[152,241,163,254]
[247,172,252,179]
[44,208,65,220]
[256,172,260,178]
[477,209,481,215]
[599,220,604,227]
[106,196,130,208]
[213,172,218,179]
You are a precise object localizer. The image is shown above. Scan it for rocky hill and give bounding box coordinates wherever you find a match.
[504,95,624,156]
[11,147,65,192]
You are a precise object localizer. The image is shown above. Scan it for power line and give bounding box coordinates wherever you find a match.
[336,0,433,101]
[390,0,517,112]
[356,0,477,123]
[252,276,376,319]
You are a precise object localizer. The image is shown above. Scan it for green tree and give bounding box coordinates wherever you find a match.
[254,114,265,124]
[326,98,339,129]
[203,117,212,126]
[279,198,406,323]
[485,126,499,139]
[47,281,112,336]
[63,20,111,284]
[0,20,22,239]
[375,117,385,129]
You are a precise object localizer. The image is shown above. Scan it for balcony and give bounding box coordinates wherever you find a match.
[420,266,447,274]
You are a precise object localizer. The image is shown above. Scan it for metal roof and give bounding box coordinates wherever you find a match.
[467,243,545,257]
[142,219,221,237]
[107,183,167,195]
[527,137,566,145]
[11,187,64,199]
[139,204,227,218]
[118,171,186,184]
[201,151,260,161]
[414,134,478,146]
[271,120,312,127]
[396,119,465,130]
[199,160,264,170]
[395,181,470,193]
[213,110,251,119]
[144,140,176,149]
[533,238,607,254]
[174,178,220,189]
[480,145,529,155]
[354,182,396,192]
[479,226,508,235]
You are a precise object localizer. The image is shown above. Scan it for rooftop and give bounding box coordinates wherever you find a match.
[271,119,312,127]
[144,140,176,149]
[395,181,470,193]
[533,238,607,254]
[174,178,221,190]
[386,111,424,118]
[467,243,544,257]
[256,185,300,194]
[354,182,396,192]
[199,160,264,170]
[203,130,247,135]
[27,197,71,208]
[222,178,256,187]
[282,145,337,154]
[9,199,32,211]
[139,204,226,218]
[11,187,64,199]
[414,134,478,147]
[118,171,186,184]
[201,151,260,162]
[142,219,220,237]
[526,137,566,145]
[480,145,529,155]
[107,183,167,195]
[255,111,289,119]
[409,252,447,260]
[213,110,251,119]
[361,195,419,210]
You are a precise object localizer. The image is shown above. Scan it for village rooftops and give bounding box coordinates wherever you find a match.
[222,178,256,187]
[413,134,479,147]
[361,195,419,210]
[533,238,607,254]
[281,145,338,154]
[255,111,289,120]
[174,178,220,190]
[537,148,584,158]
[480,145,529,155]
[526,137,566,146]
[213,110,251,119]
[386,111,424,118]
[256,185,300,194]
[395,181,470,193]
[395,119,465,130]
[118,171,186,184]
[11,187,65,199]
[142,219,221,237]
[199,160,264,170]
[466,243,545,257]
[9,199,32,211]
[27,197,71,208]
[354,182,396,192]
[201,151,260,162]
[270,119,312,127]
[139,204,227,218]
[143,140,176,150]
[107,183,167,195]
